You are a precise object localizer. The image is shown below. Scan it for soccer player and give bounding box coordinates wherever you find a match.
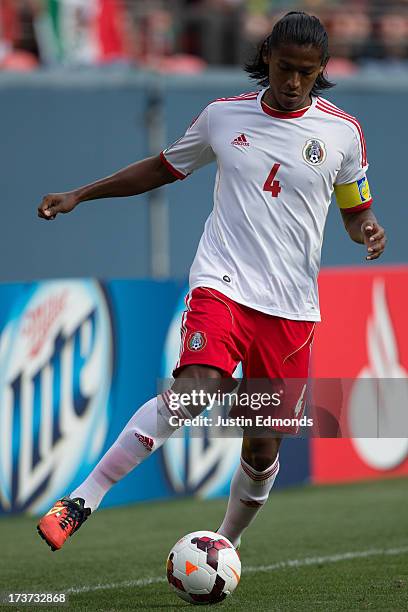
[37,12,386,552]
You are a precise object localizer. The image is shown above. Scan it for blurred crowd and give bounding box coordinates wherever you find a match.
[1,0,408,73]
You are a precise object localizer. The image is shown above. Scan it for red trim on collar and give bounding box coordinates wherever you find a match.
[261,100,310,119]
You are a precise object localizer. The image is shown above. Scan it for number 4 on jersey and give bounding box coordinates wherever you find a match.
[263,163,281,197]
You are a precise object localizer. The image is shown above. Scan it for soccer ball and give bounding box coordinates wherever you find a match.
[166,530,241,605]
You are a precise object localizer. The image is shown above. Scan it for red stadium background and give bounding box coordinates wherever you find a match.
[311,265,408,483]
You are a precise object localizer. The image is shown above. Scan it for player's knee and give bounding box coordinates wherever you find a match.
[245,453,277,472]
[170,365,224,417]
[242,437,281,472]
[174,364,223,382]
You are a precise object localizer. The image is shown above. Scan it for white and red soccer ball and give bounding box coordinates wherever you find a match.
[166,531,241,605]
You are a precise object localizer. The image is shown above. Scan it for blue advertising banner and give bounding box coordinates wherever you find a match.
[0,279,309,516]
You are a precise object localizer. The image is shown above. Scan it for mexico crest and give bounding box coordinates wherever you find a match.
[303,138,326,166]
[187,331,207,351]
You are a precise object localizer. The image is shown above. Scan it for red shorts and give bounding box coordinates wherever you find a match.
[173,287,315,433]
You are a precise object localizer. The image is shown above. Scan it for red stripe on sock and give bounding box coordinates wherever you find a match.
[240,457,279,481]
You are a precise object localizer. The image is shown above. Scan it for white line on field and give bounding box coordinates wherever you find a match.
[66,545,408,595]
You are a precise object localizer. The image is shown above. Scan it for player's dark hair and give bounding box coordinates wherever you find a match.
[245,11,335,96]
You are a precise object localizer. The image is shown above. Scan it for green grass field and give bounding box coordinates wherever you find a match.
[1,478,407,611]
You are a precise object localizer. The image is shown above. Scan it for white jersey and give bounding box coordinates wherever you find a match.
[161,89,370,321]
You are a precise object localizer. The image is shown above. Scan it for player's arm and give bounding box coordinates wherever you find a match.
[38,154,177,220]
[334,178,386,261]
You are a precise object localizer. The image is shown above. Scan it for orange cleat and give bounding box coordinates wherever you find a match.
[37,497,91,551]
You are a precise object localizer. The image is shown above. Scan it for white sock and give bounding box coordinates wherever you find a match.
[217,455,280,547]
[70,393,185,512]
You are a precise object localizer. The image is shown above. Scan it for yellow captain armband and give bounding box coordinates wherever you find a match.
[334,176,373,214]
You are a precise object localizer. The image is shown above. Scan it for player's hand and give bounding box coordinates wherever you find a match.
[37,192,79,220]
[361,221,386,261]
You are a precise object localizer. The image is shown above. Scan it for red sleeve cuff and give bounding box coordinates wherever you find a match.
[341,199,373,214]
[160,152,188,180]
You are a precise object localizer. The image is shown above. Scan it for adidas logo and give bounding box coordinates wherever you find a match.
[231,133,250,147]
[134,431,154,451]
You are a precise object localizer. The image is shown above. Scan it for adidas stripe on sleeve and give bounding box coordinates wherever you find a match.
[315,99,372,214]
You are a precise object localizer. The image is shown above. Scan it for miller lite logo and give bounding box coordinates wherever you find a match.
[0,280,113,515]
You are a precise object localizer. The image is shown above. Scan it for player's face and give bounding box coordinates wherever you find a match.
[263,43,326,111]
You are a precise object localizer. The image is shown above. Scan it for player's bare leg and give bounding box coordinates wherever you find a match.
[217,436,282,548]
[37,365,222,551]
